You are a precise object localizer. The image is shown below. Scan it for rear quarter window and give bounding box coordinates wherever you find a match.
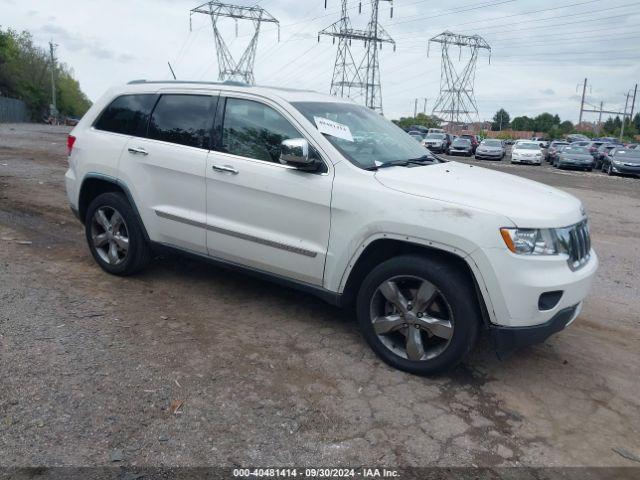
[94,94,157,136]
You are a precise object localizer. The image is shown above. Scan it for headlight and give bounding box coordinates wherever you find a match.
[500,228,559,255]
[613,159,623,165]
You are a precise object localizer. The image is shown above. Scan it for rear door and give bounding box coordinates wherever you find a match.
[119,92,218,254]
[204,95,333,286]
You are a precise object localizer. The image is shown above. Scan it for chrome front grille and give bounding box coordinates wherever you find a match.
[563,220,591,270]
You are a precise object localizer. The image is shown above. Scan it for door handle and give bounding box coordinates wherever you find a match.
[212,164,239,175]
[128,147,148,155]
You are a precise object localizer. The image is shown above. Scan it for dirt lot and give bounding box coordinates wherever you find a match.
[1,124,639,469]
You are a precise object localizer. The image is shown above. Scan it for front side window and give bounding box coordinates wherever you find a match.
[94,94,157,136]
[148,94,216,149]
[221,98,301,163]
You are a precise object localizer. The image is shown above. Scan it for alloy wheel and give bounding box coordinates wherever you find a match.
[369,276,454,361]
[90,206,129,265]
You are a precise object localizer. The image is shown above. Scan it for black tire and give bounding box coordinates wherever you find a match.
[356,255,481,376]
[85,192,151,276]
[606,163,615,176]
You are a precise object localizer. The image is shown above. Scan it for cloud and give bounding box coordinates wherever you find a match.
[540,88,555,95]
[35,23,135,63]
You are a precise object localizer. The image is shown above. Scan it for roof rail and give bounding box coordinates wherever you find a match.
[127,79,249,87]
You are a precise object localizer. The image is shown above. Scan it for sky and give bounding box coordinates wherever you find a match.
[1,0,639,123]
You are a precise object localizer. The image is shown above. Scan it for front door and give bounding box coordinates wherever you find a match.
[205,96,332,286]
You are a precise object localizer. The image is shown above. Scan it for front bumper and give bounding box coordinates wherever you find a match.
[490,303,581,357]
[611,163,640,175]
[469,247,598,328]
[475,151,503,159]
[425,144,445,152]
[450,149,471,155]
[558,160,593,168]
[512,156,541,164]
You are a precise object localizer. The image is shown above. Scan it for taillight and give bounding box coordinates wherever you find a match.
[67,135,76,156]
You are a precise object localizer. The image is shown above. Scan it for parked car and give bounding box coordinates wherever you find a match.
[459,134,479,153]
[595,136,622,145]
[594,144,617,170]
[565,134,590,143]
[64,80,597,375]
[409,132,425,142]
[427,128,445,135]
[474,139,505,160]
[503,139,514,146]
[448,138,473,156]
[531,137,550,149]
[585,141,605,157]
[511,142,543,165]
[554,145,595,171]
[600,147,640,176]
[421,132,450,153]
[546,141,570,163]
[65,116,81,126]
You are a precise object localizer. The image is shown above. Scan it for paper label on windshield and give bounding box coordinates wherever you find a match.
[314,116,353,142]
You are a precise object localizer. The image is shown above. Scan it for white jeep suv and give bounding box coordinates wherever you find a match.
[65,80,598,375]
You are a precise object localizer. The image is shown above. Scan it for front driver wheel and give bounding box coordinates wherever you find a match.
[85,192,151,276]
[356,255,480,375]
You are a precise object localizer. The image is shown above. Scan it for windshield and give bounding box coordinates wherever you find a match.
[292,101,433,169]
[453,139,470,146]
[516,143,540,150]
[551,142,569,147]
[481,140,501,147]
[425,133,446,139]
[616,149,640,158]
[563,146,590,154]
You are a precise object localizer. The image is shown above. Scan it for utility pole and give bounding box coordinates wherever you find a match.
[630,83,638,118]
[598,101,603,133]
[423,98,428,114]
[48,41,58,116]
[190,2,279,84]
[413,98,418,118]
[578,78,587,125]
[620,91,630,140]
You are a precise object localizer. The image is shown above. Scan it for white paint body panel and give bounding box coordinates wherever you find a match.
[65,81,598,330]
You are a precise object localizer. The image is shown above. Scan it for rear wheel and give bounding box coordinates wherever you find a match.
[606,163,615,176]
[356,255,480,375]
[85,192,151,276]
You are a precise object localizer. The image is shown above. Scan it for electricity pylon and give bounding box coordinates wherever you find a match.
[190,1,279,85]
[320,0,395,114]
[428,31,491,125]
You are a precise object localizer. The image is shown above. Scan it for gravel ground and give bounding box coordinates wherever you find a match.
[0,124,639,470]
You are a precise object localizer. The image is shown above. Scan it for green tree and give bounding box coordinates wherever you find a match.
[0,27,90,119]
[510,116,535,131]
[533,112,559,134]
[393,113,441,130]
[491,108,510,131]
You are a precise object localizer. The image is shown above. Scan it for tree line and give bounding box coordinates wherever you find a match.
[491,108,640,140]
[0,28,91,120]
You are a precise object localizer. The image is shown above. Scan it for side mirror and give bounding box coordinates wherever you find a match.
[279,138,319,171]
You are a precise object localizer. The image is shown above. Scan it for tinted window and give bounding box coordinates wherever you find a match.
[221,98,301,163]
[148,95,216,148]
[94,94,157,136]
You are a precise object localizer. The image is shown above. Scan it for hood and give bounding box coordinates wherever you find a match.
[374,161,584,228]
[562,153,592,161]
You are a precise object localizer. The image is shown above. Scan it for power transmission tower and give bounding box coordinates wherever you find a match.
[577,81,637,135]
[190,1,279,84]
[48,41,58,116]
[320,0,395,114]
[428,31,491,125]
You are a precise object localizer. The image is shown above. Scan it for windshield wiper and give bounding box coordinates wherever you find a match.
[364,160,410,171]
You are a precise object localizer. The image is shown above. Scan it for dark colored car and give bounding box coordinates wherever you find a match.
[546,141,570,163]
[601,148,640,176]
[566,134,590,143]
[421,132,450,153]
[554,145,595,171]
[594,144,617,170]
[459,134,479,153]
[449,138,473,156]
[585,141,605,157]
[595,136,622,145]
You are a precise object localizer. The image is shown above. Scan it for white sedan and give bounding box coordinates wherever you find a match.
[511,142,544,165]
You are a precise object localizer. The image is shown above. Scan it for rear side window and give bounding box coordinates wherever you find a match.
[148,94,216,149]
[94,94,157,136]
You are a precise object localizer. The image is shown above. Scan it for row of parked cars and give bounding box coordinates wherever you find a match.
[546,139,640,176]
[407,128,485,157]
